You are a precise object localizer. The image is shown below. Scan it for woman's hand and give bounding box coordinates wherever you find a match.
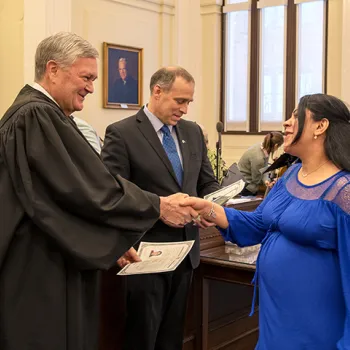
[180,197,229,229]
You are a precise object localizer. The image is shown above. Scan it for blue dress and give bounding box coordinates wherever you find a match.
[219,164,350,350]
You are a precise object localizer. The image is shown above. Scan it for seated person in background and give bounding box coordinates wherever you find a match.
[198,123,228,183]
[183,93,350,350]
[238,131,284,196]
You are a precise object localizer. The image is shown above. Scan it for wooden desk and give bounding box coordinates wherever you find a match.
[183,199,262,350]
[198,246,257,350]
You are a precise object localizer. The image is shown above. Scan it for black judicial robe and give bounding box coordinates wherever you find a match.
[0,85,160,350]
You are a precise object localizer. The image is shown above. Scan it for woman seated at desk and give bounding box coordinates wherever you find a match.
[238,132,284,196]
[184,94,350,350]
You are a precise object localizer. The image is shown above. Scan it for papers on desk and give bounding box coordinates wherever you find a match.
[204,179,245,205]
[224,244,260,265]
[117,240,194,276]
[225,197,263,206]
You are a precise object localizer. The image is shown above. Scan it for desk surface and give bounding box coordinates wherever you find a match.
[225,197,263,211]
[200,245,256,271]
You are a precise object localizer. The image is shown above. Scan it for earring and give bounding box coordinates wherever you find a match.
[314,135,318,140]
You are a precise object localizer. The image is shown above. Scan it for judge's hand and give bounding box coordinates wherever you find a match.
[117,247,141,268]
[159,193,199,228]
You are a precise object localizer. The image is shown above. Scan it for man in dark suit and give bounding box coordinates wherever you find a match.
[102,66,220,350]
[109,57,138,104]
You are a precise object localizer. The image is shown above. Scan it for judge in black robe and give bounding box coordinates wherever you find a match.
[0,85,160,350]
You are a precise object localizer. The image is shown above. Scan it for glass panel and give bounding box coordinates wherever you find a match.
[225,11,249,130]
[297,1,325,100]
[259,6,285,130]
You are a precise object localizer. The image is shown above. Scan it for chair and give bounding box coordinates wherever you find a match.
[221,162,244,187]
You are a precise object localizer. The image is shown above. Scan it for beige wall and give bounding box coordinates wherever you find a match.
[0,0,24,116]
[71,0,176,136]
[327,0,343,97]
[200,1,223,150]
[0,0,347,166]
[71,0,206,138]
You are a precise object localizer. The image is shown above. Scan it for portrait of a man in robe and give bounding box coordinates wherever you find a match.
[103,43,142,109]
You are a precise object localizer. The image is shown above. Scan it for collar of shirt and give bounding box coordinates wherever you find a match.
[32,83,61,107]
[143,104,174,134]
[143,105,183,166]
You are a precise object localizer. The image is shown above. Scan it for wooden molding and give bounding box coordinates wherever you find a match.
[105,0,175,14]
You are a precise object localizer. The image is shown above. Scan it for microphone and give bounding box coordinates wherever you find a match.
[216,121,224,133]
[216,122,224,182]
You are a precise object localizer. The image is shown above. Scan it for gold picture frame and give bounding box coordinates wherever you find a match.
[103,42,143,109]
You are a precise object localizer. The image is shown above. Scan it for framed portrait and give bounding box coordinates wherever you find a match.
[103,42,143,109]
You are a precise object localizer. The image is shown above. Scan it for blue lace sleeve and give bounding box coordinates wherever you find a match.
[218,178,283,246]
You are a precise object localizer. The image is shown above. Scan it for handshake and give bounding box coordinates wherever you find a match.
[159,192,217,229]
[117,193,224,268]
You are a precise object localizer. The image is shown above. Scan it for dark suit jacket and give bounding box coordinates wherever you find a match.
[101,108,220,268]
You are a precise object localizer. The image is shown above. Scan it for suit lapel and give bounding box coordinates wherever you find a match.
[175,121,190,189]
[136,110,181,188]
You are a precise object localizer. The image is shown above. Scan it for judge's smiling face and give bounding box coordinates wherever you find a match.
[48,57,98,116]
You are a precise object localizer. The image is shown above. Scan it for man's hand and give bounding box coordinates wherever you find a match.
[159,193,199,227]
[117,247,141,268]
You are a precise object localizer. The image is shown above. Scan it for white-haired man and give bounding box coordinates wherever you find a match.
[0,32,198,350]
[109,57,138,104]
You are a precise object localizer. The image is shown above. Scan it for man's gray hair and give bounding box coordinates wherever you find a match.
[35,32,99,81]
[150,66,195,94]
[119,57,127,64]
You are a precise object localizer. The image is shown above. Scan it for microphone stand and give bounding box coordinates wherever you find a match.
[216,132,222,182]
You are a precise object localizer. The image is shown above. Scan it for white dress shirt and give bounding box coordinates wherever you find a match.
[143,105,183,166]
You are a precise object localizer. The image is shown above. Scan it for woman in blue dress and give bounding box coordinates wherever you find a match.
[185,94,350,349]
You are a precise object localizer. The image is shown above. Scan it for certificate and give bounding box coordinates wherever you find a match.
[117,240,195,276]
[204,179,245,204]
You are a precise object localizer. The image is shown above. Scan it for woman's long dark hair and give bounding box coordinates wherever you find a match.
[293,94,350,171]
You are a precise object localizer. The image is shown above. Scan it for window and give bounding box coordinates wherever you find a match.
[225,10,250,131]
[296,0,326,100]
[259,5,286,130]
[222,0,327,133]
